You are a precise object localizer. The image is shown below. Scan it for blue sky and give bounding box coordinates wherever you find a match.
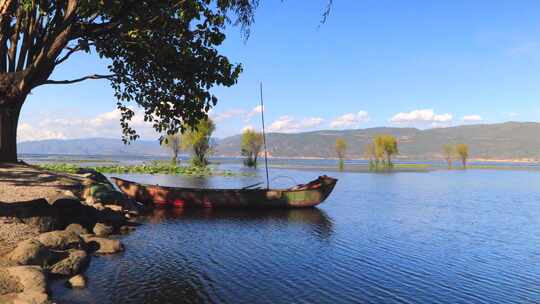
[18,0,540,141]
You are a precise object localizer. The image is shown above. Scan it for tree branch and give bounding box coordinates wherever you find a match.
[55,42,94,65]
[320,0,333,25]
[42,73,115,85]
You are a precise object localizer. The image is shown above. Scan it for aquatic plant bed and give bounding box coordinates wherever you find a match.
[37,162,252,177]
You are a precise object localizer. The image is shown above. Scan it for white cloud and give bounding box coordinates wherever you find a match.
[390,109,453,125]
[268,116,296,132]
[209,105,264,124]
[301,117,324,128]
[462,115,483,122]
[252,105,263,113]
[18,123,66,142]
[330,111,370,128]
[18,108,156,142]
[267,116,324,133]
[211,109,246,122]
[244,105,263,121]
[241,125,255,132]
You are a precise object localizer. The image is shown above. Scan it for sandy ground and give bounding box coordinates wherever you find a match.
[0,162,87,256]
[0,162,84,204]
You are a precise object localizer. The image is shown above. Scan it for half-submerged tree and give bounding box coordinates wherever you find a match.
[456,143,469,168]
[364,142,377,170]
[366,135,398,171]
[335,137,347,171]
[162,133,182,165]
[375,135,398,168]
[241,129,263,168]
[0,0,260,162]
[442,144,454,169]
[181,118,215,167]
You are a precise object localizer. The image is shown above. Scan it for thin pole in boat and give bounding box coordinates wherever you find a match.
[260,82,270,189]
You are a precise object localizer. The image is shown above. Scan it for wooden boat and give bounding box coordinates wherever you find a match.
[110,175,337,209]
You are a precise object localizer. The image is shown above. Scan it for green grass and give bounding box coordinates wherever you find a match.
[37,161,252,177]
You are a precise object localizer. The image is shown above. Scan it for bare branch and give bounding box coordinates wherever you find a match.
[42,74,115,85]
[55,42,94,65]
[320,0,333,25]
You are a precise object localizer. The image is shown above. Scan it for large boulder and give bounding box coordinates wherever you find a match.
[36,230,83,250]
[77,169,110,184]
[5,239,51,267]
[93,223,114,237]
[48,250,89,276]
[81,235,124,254]
[0,268,22,295]
[0,266,50,304]
[83,181,124,205]
[64,223,89,236]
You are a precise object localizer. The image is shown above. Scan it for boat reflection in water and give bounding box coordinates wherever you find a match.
[147,207,334,240]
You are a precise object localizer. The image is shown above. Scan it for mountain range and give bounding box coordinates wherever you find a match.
[18,122,540,161]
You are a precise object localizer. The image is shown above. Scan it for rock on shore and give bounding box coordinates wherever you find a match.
[0,266,49,304]
[0,163,140,302]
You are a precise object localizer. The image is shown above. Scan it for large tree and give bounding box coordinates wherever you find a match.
[0,0,261,162]
[181,117,214,167]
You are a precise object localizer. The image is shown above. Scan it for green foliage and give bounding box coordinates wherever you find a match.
[181,118,216,167]
[241,129,263,168]
[0,1,259,141]
[335,138,347,170]
[335,138,347,159]
[456,143,469,168]
[365,135,398,171]
[37,161,251,177]
[162,133,182,164]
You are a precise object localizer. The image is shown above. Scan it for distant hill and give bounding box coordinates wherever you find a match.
[215,122,540,160]
[18,138,168,156]
[17,122,540,160]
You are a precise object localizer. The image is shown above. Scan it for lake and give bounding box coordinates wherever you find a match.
[48,166,540,303]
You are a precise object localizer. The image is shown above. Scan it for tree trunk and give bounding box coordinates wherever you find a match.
[0,103,22,162]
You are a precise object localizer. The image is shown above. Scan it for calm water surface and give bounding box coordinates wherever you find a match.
[50,167,540,303]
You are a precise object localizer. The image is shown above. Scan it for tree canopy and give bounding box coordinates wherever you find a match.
[162,132,182,164]
[456,143,469,168]
[366,135,398,170]
[375,135,398,166]
[335,137,347,170]
[181,117,215,167]
[0,0,259,161]
[442,144,454,168]
[241,128,263,167]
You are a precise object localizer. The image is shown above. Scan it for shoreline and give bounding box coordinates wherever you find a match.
[0,162,145,303]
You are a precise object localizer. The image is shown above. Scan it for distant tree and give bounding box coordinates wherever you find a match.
[241,129,263,167]
[162,133,182,165]
[442,144,454,169]
[364,142,377,170]
[335,138,347,170]
[456,144,469,168]
[374,135,398,168]
[181,118,216,167]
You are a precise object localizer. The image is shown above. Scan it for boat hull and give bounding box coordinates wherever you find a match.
[110,176,337,209]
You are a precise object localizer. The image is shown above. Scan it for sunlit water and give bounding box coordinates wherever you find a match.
[49,167,540,304]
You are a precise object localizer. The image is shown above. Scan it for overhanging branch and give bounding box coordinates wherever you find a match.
[42,73,115,85]
[55,42,95,65]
